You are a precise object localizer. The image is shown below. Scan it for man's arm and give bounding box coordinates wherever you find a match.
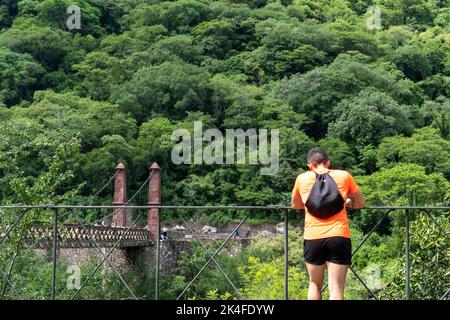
[291,177,304,209]
[346,189,365,209]
[346,173,365,209]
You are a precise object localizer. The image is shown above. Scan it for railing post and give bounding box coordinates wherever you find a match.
[51,207,58,300]
[148,163,161,300]
[405,208,411,300]
[148,163,161,240]
[112,163,128,227]
[284,209,289,300]
[155,212,161,301]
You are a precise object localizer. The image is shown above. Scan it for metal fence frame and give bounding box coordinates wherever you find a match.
[0,205,449,300]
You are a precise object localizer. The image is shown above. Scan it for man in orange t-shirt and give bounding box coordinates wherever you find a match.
[291,147,365,300]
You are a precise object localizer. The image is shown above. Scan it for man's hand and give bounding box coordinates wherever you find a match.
[345,198,353,208]
[347,190,366,209]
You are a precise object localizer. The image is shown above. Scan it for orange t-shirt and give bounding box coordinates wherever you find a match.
[291,168,360,240]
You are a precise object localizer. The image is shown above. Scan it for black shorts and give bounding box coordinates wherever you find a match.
[304,237,352,265]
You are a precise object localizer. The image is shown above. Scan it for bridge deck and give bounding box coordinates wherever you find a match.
[21,224,151,248]
[17,225,252,248]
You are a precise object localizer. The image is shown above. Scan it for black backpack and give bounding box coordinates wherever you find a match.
[305,171,345,219]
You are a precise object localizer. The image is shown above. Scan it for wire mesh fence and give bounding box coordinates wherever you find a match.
[0,205,448,300]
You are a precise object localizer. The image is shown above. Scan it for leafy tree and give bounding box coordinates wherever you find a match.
[317,137,356,170]
[0,48,45,106]
[193,19,237,59]
[21,90,137,152]
[173,241,247,299]
[238,256,307,299]
[76,134,136,197]
[381,214,450,300]
[0,0,449,300]
[378,26,416,50]
[132,116,177,180]
[358,163,449,207]
[121,0,213,32]
[227,0,269,9]
[379,0,435,30]
[148,34,203,64]
[376,127,450,178]
[0,0,18,28]
[0,116,82,294]
[393,44,433,81]
[254,19,338,78]
[0,22,74,71]
[111,61,211,121]
[273,52,419,138]
[274,44,326,76]
[337,28,385,58]
[353,163,449,234]
[423,96,450,138]
[97,33,149,59]
[418,74,450,99]
[0,114,80,203]
[74,51,130,100]
[36,0,104,36]
[86,0,130,34]
[328,89,413,145]
[0,5,10,29]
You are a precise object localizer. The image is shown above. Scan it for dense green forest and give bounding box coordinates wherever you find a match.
[0,0,449,300]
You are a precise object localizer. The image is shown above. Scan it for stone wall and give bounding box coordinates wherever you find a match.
[35,247,142,273]
[33,221,282,277]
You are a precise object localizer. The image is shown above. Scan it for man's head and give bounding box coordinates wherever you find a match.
[307,147,330,169]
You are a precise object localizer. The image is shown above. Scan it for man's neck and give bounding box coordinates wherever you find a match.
[311,164,329,172]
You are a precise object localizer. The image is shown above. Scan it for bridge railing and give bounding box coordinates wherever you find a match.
[0,205,448,300]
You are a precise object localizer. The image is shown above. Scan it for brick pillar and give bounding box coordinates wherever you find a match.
[148,163,161,240]
[112,163,127,227]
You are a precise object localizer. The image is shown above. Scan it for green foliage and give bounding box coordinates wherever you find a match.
[0,0,450,300]
[358,163,449,207]
[170,241,248,299]
[238,256,308,299]
[193,19,236,59]
[376,127,450,178]
[352,163,449,233]
[423,96,450,138]
[0,23,74,71]
[111,61,211,121]
[381,213,450,300]
[0,48,45,106]
[73,52,130,100]
[393,44,433,81]
[379,0,435,30]
[273,52,420,138]
[317,137,356,170]
[245,228,304,266]
[121,0,213,32]
[328,89,414,145]
[0,249,159,300]
[36,0,104,36]
[0,117,81,205]
[0,0,18,28]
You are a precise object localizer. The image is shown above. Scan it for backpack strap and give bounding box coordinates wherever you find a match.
[312,169,331,177]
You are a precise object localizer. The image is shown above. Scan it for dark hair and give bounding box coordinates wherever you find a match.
[307,147,329,164]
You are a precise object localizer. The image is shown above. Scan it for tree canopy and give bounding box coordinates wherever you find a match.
[0,0,449,300]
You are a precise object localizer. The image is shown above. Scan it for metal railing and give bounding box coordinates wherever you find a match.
[0,205,449,300]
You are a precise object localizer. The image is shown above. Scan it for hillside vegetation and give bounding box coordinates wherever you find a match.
[0,0,449,300]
